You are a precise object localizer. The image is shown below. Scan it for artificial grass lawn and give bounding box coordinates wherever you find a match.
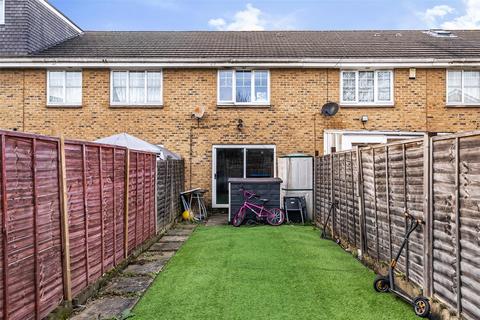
[133,225,417,320]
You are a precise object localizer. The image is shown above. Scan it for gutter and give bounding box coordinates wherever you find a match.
[1,57,480,68]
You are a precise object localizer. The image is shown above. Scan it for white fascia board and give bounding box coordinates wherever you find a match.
[324,129,426,136]
[1,57,480,68]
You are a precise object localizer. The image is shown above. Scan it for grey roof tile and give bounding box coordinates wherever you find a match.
[31,30,480,60]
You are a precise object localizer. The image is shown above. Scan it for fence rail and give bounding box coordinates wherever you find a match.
[315,132,480,320]
[0,130,184,320]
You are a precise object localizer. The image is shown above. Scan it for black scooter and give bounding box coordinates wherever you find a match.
[373,212,431,318]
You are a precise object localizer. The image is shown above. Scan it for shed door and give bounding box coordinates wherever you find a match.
[212,145,275,208]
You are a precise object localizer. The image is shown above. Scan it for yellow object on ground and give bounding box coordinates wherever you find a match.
[182,210,193,221]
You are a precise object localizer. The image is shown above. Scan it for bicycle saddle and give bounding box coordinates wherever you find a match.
[259,198,269,203]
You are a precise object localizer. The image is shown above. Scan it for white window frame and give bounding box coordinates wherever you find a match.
[46,70,83,106]
[0,0,5,25]
[110,70,163,106]
[446,70,480,106]
[217,69,270,106]
[340,70,394,106]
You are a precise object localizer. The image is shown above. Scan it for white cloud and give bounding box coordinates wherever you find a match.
[442,0,480,28]
[209,4,265,31]
[208,4,297,31]
[419,0,480,29]
[419,5,455,27]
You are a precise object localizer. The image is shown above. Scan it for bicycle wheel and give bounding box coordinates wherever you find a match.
[266,208,285,226]
[232,207,246,227]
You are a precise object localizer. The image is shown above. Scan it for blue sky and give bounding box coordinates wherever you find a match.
[49,0,480,31]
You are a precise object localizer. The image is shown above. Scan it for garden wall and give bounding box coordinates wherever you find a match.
[0,129,183,320]
[315,131,480,320]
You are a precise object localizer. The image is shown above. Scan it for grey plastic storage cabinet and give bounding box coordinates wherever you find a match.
[228,178,283,223]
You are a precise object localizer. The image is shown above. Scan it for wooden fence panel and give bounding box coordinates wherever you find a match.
[0,132,64,320]
[0,130,166,319]
[458,135,480,320]
[156,159,184,233]
[315,132,480,319]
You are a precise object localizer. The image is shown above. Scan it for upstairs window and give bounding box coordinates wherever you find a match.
[47,71,82,106]
[0,0,4,25]
[218,70,270,105]
[447,70,480,105]
[340,70,394,105]
[111,71,163,106]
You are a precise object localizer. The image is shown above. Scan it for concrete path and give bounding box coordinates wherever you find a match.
[70,223,196,320]
[205,214,228,226]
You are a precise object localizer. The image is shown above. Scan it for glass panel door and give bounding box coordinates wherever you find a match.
[246,148,274,178]
[215,148,244,205]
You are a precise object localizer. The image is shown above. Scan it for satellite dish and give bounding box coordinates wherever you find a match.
[193,105,206,119]
[321,102,339,117]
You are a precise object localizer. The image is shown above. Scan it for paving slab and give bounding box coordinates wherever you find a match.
[166,228,193,236]
[206,214,228,226]
[176,223,196,229]
[136,250,175,262]
[159,235,188,242]
[70,297,138,320]
[124,259,169,275]
[102,276,153,295]
[149,241,183,252]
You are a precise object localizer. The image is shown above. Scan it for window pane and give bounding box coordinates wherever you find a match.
[65,72,82,104]
[0,0,4,24]
[377,71,391,101]
[447,71,462,103]
[463,71,480,104]
[254,71,268,102]
[48,72,64,103]
[358,71,374,102]
[342,71,356,102]
[112,71,127,103]
[236,71,251,103]
[129,72,146,104]
[246,149,274,178]
[219,70,233,102]
[147,72,162,103]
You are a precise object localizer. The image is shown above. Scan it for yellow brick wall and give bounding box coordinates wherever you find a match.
[1,67,479,204]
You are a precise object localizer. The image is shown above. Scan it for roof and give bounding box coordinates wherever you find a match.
[95,133,181,160]
[31,30,480,60]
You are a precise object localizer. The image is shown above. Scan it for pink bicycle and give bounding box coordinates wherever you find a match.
[232,188,285,227]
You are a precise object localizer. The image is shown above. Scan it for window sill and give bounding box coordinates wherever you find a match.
[217,104,271,109]
[46,105,83,108]
[110,105,164,109]
[340,104,394,108]
[446,104,480,108]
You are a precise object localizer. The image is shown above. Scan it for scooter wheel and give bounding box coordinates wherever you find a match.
[413,296,430,318]
[373,275,390,293]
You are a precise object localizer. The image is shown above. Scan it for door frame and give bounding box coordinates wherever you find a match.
[212,144,276,208]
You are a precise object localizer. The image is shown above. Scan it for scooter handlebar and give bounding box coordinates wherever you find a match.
[404,211,425,225]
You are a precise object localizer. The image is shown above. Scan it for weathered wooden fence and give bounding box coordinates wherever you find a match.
[0,130,184,320]
[315,132,480,320]
[156,159,184,233]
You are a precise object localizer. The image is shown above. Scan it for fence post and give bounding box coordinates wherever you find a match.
[454,137,462,317]
[59,136,72,302]
[124,149,130,259]
[1,135,9,318]
[356,146,366,254]
[98,147,104,275]
[154,156,158,235]
[372,148,380,261]
[423,135,433,297]
[385,146,393,262]
[330,154,335,238]
[402,144,410,280]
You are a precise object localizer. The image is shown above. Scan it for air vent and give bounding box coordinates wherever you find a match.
[424,29,456,38]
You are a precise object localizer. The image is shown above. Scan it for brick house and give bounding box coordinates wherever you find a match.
[1,0,480,207]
